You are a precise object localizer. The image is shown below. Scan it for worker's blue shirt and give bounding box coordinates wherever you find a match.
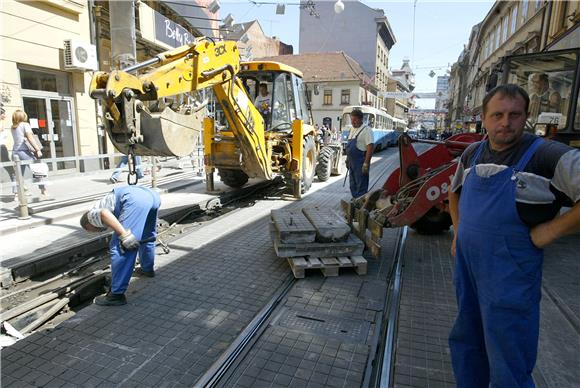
[451,132,580,227]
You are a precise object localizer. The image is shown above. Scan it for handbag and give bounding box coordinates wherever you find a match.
[30,162,49,179]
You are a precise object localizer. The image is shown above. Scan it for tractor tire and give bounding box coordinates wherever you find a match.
[218,168,249,188]
[410,207,452,235]
[316,146,334,182]
[301,135,317,193]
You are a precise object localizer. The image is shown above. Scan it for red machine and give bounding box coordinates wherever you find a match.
[342,132,483,256]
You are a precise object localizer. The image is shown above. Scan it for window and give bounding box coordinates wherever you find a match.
[20,68,71,94]
[306,89,312,103]
[502,16,509,42]
[341,89,350,105]
[521,0,529,24]
[323,89,332,105]
[536,0,542,11]
[495,23,501,48]
[511,6,518,34]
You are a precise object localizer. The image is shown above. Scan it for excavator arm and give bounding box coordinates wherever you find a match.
[89,38,272,179]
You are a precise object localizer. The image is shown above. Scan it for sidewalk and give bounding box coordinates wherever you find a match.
[0,159,218,283]
[0,158,202,232]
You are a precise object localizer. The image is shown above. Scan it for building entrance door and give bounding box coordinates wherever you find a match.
[22,96,77,172]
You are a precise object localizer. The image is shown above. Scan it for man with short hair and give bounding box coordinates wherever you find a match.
[346,109,374,197]
[448,84,580,387]
[528,72,561,119]
[80,185,161,306]
[254,83,271,116]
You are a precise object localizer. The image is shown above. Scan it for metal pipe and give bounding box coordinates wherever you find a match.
[151,156,157,189]
[122,57,161,73]
[13,155,30,220]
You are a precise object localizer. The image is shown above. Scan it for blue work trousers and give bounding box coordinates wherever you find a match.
[346,138,368,198]
[110,186,160,294]
[449,139,543,387]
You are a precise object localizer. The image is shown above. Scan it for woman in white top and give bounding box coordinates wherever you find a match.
[11,110,49,199]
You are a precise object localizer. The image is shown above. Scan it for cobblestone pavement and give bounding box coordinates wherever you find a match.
[0,152,392,387]
[1,145,578,387]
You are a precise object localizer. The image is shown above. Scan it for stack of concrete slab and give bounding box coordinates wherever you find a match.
[270,207,366,278]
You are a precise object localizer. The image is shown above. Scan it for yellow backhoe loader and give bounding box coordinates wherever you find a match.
[89,37,332,197]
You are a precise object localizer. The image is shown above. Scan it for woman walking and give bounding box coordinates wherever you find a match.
[11,110,49,200]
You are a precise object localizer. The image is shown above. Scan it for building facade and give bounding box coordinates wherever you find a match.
[0,0,217,180]
[434,75,449,111]
[222,21,292,60]
[298,0,395,110]
[448,0,580,127]
[1,0,97,175]
[259,52,378,131]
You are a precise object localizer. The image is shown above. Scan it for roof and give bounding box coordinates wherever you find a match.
[257,52,370,84]
[222,20,262,41]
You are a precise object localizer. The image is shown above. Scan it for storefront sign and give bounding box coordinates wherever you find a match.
[154,11,193,48]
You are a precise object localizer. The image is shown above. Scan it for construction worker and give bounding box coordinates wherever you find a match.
[448,84,580,387]
[346,108,374,197]
[80,185,161,306]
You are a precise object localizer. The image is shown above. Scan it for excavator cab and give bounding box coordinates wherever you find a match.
[205,62,318,195]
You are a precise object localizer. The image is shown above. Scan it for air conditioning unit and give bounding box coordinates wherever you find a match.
[63,40,98,71]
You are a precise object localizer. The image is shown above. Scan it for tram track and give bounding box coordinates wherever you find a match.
[190,149,402,387]
[0,177,288,340]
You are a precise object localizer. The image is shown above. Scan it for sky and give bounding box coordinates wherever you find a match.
[219,0,495,108]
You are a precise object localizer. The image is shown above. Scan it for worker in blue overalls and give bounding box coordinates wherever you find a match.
[80,185,161,306]
[448,84,580,387]
[345,109,374,198]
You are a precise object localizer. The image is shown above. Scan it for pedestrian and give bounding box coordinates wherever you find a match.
[10,110,49,200]
[80,185,161,306]
[448,84,580,387]
[110,154,144,183]
[345,108,374,198]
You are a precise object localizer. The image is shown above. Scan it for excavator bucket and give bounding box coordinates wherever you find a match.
[109,107,203,157]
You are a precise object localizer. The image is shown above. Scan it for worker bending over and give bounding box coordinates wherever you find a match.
[346,108,374,197]
[80,185,161,306]
[448,84,580,387]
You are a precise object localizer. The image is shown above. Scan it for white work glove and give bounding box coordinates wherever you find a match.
[362,163,369,175]
[120,229,139,251]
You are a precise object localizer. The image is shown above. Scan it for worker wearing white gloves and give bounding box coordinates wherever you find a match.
[80,185,161,306]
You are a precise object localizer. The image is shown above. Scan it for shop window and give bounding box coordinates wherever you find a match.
[341,89,350,105]
[323,90,332,105]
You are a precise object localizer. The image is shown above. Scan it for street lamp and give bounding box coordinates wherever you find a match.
[334,0,345,14]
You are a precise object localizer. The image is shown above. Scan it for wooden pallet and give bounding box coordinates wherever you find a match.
[286,256,367,279]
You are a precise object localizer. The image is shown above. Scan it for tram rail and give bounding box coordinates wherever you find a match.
[1,177,287,339]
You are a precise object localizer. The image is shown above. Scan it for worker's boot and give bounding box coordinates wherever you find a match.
[134,268,155,278]
[94,292,127,306]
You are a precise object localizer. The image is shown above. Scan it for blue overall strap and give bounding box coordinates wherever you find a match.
[513,137,543,172]
[469,140,487,168]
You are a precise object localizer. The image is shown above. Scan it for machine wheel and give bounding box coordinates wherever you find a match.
[218,168,249,188]
[316,146,334,182]
[410,207,452,235]
[301,135,317,193]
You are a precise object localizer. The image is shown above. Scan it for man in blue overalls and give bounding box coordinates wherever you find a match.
[346,109,374,198]
[81,185,161,306]
[448,84,580,387]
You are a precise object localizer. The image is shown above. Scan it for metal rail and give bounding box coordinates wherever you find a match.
[365,225,407,388]
[196,276,296,388]
[1,179,286,338]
